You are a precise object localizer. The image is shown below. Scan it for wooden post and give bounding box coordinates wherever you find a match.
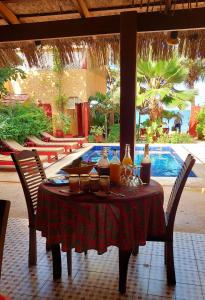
[120,12,137,161]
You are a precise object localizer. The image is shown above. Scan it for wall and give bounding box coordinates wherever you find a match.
[14,68,106,135]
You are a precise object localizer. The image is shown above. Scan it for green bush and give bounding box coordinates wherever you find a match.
[90,125,104,136]
[196,107,205,139]
[88,134,95,142]
[145,120,163,143]
[157,133,193,143]
[0,102,51,144]
[107,124,120,142]
[53,112,71,134]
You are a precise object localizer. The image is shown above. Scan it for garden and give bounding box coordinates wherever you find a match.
[88,56,205,144]
[1,53,205,145]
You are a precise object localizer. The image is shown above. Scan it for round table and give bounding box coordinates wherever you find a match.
[36,179,165,253]
[36,179,165,294]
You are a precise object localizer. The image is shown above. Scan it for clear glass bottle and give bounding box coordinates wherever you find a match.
[122,144,133,166]
[97,148,110,175]
[110,149,121,185]
[140,144,151,184]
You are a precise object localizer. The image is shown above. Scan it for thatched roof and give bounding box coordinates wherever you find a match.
[1,0,205,67]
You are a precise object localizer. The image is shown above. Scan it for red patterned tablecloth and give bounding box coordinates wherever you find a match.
[36,180,166,253]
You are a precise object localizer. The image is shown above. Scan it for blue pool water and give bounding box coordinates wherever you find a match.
[82,146,196,177]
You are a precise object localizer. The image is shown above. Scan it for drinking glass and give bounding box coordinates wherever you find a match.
[90,174,100,192]
[80,174,90,192]
[69,174,79,192]
[99,175,110,193]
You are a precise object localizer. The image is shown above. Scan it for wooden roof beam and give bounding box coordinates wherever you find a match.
[0,1,20,24]
[75,0,91,18]
[1,9,205,43]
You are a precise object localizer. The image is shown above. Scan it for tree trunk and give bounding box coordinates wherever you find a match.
[190,82,195,106]
[105,114,108,140]
[150,100,163,122]
[109,112,115,126]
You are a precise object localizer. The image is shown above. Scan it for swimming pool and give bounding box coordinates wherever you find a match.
[82,146,196,177]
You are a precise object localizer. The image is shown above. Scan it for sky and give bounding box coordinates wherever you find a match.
[194,81,205,106]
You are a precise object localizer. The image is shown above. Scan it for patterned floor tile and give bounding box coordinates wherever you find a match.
[175,269,200,285]
[128,262,151,279]
[174,257,199,272]
[151,255,165,267]
[196,259,205,273]
[147,279,176,299]
[175,283,204,300]
[1,218,205,299]
[149,266,166,281]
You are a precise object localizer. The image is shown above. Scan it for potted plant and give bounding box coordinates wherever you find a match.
[90,126,104,143]
[53,113,71,137]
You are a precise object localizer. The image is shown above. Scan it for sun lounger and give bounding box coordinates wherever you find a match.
[27,136,79,154]
[41,132,86,147]
[1,140,64,163]
[0,153,48,170]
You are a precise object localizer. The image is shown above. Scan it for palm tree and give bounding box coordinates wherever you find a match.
[89,92,119,139]
[162,110,179,129]
[184,58,205,105]
[137,57,197,121]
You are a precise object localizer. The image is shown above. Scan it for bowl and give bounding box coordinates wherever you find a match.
[62,161,96,175]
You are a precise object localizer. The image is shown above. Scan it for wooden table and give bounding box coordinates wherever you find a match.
[36,179,165,294]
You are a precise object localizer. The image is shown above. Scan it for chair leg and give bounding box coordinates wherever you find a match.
[46,241,51,252]
[132,245,139,256]
[119,250,132,295]
[28,227,37,266]
[52,244,62,280]
[84,250,87,256]
[164,242,167,265]
[67,249,72,276]
[165,241,176,285]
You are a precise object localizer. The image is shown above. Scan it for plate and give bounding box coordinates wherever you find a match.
[93,191,109,198]
[44,177,69,186]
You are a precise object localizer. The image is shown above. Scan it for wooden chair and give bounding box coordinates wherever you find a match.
[11,150,73,276]
[0,199,10,277]
[11,150,46,266]
[147,154,195,285]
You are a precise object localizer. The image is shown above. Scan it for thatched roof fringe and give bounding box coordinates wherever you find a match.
[1,30,205,68]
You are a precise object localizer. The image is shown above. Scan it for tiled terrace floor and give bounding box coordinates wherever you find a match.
[1,218,205,299]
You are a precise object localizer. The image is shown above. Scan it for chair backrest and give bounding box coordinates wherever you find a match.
[0,199,10,277]
[166,154,195,238]
[11,150,46,224]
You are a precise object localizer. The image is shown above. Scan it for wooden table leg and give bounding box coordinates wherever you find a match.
[132,245,139,256]
[119,250,131,294]
[51,244,62,280]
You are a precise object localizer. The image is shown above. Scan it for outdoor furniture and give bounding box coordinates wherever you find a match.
[36,179,165,294]
[41,132,86,147]
[147,154,195,285]
[11,150,47,266]
[0,199,10,277]
[1,140,64,163]
[0,153,48,170]
[26,136,79,154]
